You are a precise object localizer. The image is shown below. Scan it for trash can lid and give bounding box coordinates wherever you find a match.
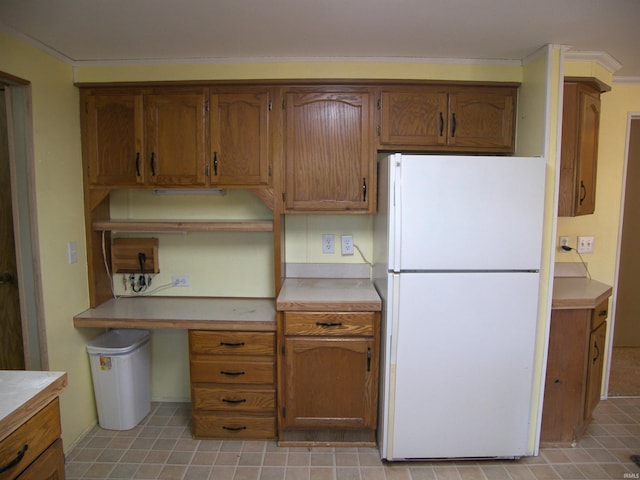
[86,329,150,355]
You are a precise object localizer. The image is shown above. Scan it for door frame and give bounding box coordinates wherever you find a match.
[604,112,640,396]
[1,71,48,370]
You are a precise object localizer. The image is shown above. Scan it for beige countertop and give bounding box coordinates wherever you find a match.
[0,370,67,442]
[276,278,381,311]
[552,277,613,309]
[74,297,276,331]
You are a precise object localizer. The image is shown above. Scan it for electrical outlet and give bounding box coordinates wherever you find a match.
[322,234,335,254]
[172,275,189,286]
[341,235,354,255]
[559,236,569,249]
[577,236,595,254]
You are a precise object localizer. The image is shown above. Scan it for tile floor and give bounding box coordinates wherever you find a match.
[65,398,640,480]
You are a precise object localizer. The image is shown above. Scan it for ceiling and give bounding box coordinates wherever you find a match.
[1,0,639,80]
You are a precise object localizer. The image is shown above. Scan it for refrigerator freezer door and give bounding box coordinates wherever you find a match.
[388,272,539,460]
[395,155,546,271]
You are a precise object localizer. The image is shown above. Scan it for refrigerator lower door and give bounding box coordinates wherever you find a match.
[387,272,540,460]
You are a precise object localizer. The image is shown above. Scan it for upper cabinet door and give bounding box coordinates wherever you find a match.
[83,91,143,186]
[284,89,375,213]
[144,89,207,186]
[379,88,448,147]
[210,90,271,187]
[447,87,516,151]
[558,80,605,217]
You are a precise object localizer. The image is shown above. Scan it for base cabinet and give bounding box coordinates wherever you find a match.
[0,399,64,480]
[541,298,609,444]
[277,312,380,445]
[188,330,276,439]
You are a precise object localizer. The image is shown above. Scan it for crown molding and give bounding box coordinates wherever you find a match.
[564,50,623,74]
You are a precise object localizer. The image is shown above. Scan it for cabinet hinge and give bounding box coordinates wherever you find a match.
[282,407,286,418]
[281,345,285,355]
[268,164,272,177]
[205,100,209,113]
[268,100,272,111]
[377,96,382,110]
[377,125,381,136]
[282,192,286,202]
[282,98,286,110]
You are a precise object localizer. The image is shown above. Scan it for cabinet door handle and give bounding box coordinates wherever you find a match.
[367,348,371,372]
[598,310,608,317]
[593,341,600,364]
[220,370,245,376]
[362,177,367,202]
[0,444,28,474]
[213,152,219,176]
[150,152,156,176]
[222,425,247,431]
[451,113,457,137]
[222,398,247,404]
[315,322,342,328]
[220,342,245,348]
[439,112,444,136]
[579,180,587,205]
[135,152,140,177]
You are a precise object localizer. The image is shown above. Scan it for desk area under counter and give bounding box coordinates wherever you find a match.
[74,297,276,440]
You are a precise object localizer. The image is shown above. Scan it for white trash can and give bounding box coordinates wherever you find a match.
[86,329,151,430]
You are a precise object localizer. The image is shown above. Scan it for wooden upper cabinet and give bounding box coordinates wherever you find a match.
[144,89,207,186]
[283,88,375,213]
[210,90,271,187]
[378,85,517,153]
[447,87,516,151]
[83,90,143,186]
[379,87,448,147]
[558,79,608,217]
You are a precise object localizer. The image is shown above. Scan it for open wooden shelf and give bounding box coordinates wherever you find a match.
[92,219,274,233]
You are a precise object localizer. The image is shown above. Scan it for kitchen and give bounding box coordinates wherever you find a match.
[1,2,640,477]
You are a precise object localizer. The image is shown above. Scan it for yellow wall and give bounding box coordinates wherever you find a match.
[0,31,99,448]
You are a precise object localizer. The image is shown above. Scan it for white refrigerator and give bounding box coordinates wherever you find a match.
[373,153,546,460]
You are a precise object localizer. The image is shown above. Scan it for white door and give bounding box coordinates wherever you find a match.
[389,272,539,459]
[394,155,546,271]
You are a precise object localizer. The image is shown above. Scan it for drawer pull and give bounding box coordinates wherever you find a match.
[598,310,607,317]
[220,342,245,348]
[315,322,342,328]
[222,425,247,431]
[220,370,245,376]
[222,398,247,404]
[0,444,28,474]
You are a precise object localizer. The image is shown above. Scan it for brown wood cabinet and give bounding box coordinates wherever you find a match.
[83,90,142,186]
[541,297,610,444]
[209,89,271,187]
[277,311,380,445]
[144,88,207,186]
[283,87,376,213]
[82,87,208,187]
[189,330,276,439]
[0,399,64,480]
[558,78,609,216]
[378,84,517,153]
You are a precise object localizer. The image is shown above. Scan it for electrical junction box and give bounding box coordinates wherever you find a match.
[111,238,159,274]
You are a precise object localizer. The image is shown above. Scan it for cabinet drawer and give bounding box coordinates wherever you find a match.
[284,312,375,336]
[189,331,275,356]
[191,358,274,384]
[192,385,275,413]
[192,413,276,439]
[592,298,609,330]
[0,399,61,480]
